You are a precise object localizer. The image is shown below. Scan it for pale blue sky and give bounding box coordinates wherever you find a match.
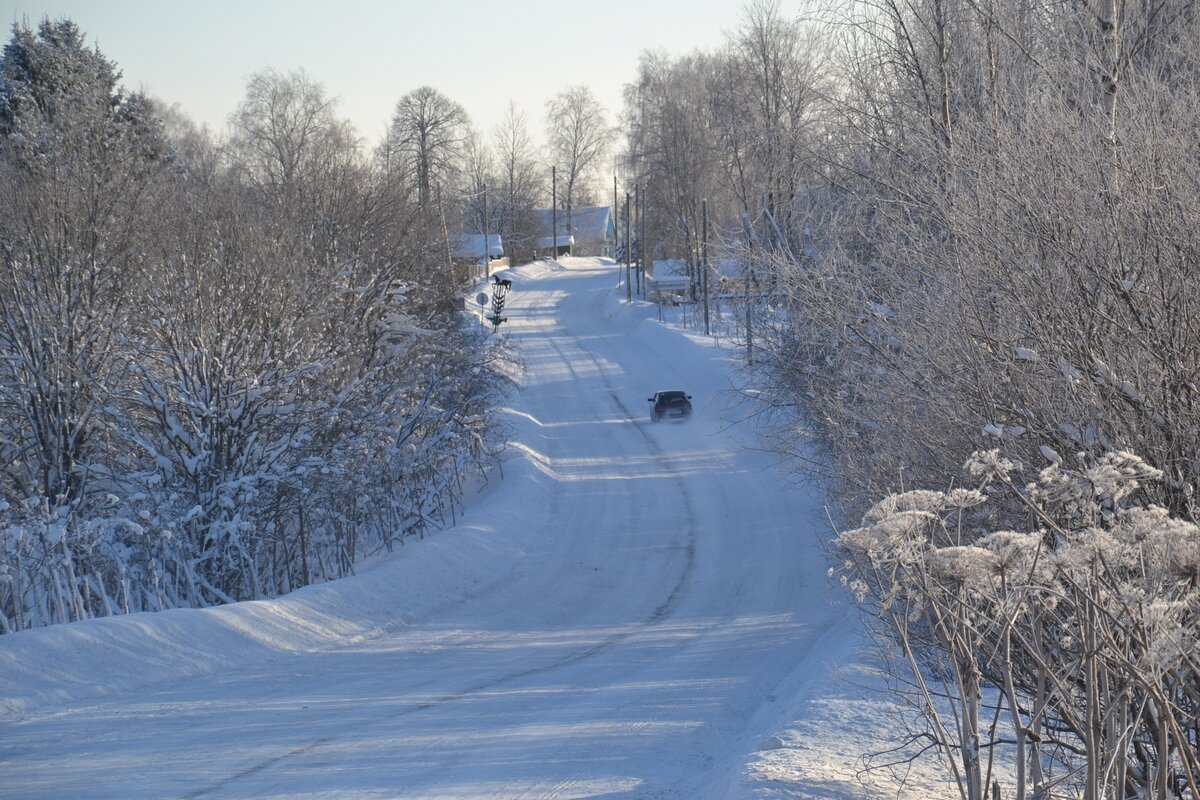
[3,0,745,148]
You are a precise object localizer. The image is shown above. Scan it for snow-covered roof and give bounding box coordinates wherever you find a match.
[535,233,574,250]
[532,210,570,241]
[450,233,503,260]
[568,206,614,241]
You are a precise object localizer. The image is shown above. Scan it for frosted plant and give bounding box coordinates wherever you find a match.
[835,449,1200,800]
[965,449,1017,483]
[924,545,997,583]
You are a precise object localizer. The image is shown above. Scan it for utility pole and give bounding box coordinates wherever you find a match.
[612,174,618,253]
[702,198,710,336]
[741,211,754,365]
[639,184,647,298]
[628,191,638,303]
[634,185,642,296]
[551,166,558,261]
[481,183,489,280]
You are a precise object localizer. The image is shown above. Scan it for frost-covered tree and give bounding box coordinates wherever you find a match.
[126,178,330,601]
[125,73,508,603]
[614,1,829,278]
[709,5,1200,791]
[740,0,1200,524]
[0,18,171,629]
[0,21,514,630]
[0,18,166,508]
[710,0,827,233]
[623,51,724,272]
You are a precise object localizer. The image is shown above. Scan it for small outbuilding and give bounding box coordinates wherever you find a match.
[450,233,504,263]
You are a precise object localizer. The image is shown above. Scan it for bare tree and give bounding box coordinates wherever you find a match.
[616,2,830,288]
[711,0,829,238]
[492,102,544,264]
[459,128,496,260]
[621,51,717,286]
[228,69,349,203]
[227,67,368,277]
[382,86,471,221]
[545,85,614,242]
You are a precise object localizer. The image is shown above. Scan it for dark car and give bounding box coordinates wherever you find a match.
[648,390,692,421]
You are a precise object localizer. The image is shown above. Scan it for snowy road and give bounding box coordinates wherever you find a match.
[0,258,859,799]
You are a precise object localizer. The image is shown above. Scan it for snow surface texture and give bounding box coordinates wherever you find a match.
[0,258,952,799]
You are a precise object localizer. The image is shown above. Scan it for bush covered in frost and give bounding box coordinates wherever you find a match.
[0,20,515,631]
[836,450,1200,800]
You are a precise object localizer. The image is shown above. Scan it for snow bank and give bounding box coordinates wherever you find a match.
[0,419,555,718]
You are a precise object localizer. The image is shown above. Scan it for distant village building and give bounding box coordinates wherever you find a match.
[449,233,506,284]
[533,222,573,259]
[532,206,615,259]
[450,233,504,263]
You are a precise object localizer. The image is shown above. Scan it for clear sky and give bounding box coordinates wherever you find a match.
[2,0,745,149]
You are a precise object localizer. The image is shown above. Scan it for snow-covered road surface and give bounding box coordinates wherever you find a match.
[1,258,885,799]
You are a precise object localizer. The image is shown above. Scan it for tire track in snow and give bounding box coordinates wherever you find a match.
[182,288,698,800]
[541,324,698,628]
[605,387,697,626]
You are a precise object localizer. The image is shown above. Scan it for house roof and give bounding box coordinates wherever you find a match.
[533,205,614,241]
[532,209,571,241]
[450,233,504,259]
[569,206,615,240]
[535,234,575,250]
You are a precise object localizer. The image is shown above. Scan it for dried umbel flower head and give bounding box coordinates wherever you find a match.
[979,530,1044,575]
[862,488,986,524]
[924,545,998,583]
[966,449,1017,481]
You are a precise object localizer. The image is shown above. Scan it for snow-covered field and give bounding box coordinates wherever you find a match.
[0,258,952,799]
